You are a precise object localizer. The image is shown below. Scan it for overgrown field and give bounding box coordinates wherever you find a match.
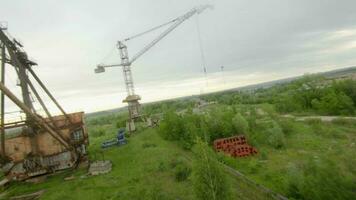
[3,126,196,199]
[2,115,277,200]
[2,75,356,200]
[149,76,356,200]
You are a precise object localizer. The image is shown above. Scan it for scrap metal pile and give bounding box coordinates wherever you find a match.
[213,135,258,158]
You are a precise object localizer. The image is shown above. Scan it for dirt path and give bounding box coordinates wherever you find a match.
[282,114,356,122]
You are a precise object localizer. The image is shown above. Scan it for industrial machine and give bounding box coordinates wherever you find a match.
[101,128,126,149]
[0,24,88,180]
[95,5,212,133]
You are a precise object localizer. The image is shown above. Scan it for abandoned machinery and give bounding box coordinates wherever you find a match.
[0,24,88,180]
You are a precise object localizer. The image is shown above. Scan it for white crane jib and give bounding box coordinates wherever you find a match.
[95,5,212,126]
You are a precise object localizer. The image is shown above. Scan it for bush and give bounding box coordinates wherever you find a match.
[267,122,285,149]
[305,118,322,125]
[313,90,355,115]
[204,107,235,140]
[116,118,126,128]
[332,118,356,126]
[158,111,199,149]
[192,139,231,200]
[90,127,106,138]
[174,162,191,182]
[232,113,249,134]
[286,156,354,200]
[278,119,296,136]
[158,111,184,141]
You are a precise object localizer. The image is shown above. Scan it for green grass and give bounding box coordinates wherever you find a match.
[3,123,277,200]
[6,105,354,199]
[222,113,356,198]
[4,128,197,200]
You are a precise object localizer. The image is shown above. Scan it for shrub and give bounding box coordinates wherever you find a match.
[267,122,285,149]
[278,119,296,136]
[142,143,157,148]
[116,118,126,128]
[174,162,191,182]
[158,111,184,141]
[90,127,106,138]
[305,118,322,125]
[192,139,231,200]
[313,90,355,115]
[232,113,249,134]
[286,156,355,200]
[157,161,166,172]
[332,118,356,126]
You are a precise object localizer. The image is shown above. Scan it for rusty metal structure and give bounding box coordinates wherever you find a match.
[0,24,88,180]
[214,135,258,158]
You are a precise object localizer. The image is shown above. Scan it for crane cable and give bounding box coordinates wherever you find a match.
[124,17,179,42]
[99,17,179,63]
[195,14,208,90]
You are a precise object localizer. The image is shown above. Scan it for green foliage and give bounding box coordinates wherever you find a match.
[158,111,184,140]
[192,139,231,200]
[90,127,106,138]
[331,118,356,126]
[276,94,303,113]
[266,122,285,149]
[144,99,195,115]
[7,128,199,200]
[116,118,127,128]
[158,111,198,149]
[232,113,249,134]
[286,156,355,200]
[312,90,354,115]
[174,162,192,182]
[204,107,235,141]
[278,118,296,136]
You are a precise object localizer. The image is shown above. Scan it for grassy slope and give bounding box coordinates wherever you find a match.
[4,128,195,200]
[3,124,276,200]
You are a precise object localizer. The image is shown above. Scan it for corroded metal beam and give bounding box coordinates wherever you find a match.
[0,82,71,150]
[27,67,71,123]
[0,42,5,157]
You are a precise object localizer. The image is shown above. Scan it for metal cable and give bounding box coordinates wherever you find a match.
[124,18,178,42]
[195,14,209,92]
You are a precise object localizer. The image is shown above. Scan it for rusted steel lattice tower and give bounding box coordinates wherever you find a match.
[0,24,88,180]
[95,5,212,133]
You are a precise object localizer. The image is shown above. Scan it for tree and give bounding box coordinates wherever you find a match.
[313,90,354,115]
[158,111,184,140]
[232,113,249,134]
[192,139,231,200]
[267,122,285,149]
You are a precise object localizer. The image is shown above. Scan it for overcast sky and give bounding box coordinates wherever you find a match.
[1,0,356,117]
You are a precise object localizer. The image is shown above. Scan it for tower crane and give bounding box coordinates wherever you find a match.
[95,5,212,132]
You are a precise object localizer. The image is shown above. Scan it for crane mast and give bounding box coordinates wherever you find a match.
[95,5,212,132]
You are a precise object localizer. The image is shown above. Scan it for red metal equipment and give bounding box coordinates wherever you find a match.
[213,135,258,158]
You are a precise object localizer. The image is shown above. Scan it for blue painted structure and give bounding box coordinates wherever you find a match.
[101,128,127,149]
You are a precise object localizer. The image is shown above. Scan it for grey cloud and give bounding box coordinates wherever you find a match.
[1,0,356,113]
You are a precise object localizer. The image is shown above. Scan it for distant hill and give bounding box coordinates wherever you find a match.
[85,107,127,118]
[86,66,356,115]
[230,66,356,92]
